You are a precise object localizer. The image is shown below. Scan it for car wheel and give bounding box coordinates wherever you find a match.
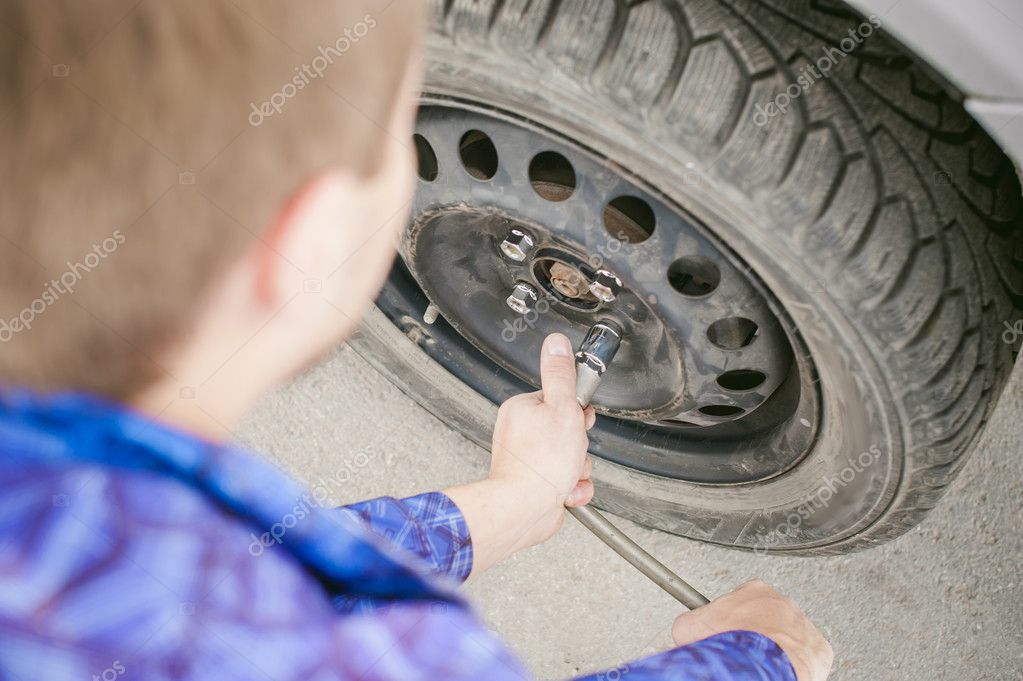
[352,0,1023,553]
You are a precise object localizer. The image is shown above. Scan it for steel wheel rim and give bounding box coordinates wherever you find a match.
[376,97,822,484]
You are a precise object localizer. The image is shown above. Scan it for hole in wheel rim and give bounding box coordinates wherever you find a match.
[668,256,721,297]
[529,151,576,201]
[699,404,745,417]
[708,317,759,350]
[717,369,767,391]
[459,129,498,180]
[604,195,655,243]
[413,134,438,182]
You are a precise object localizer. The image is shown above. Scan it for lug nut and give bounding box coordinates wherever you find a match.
[506,282,539,314]
[574,320,623,407]
[588,269,623,303]
[500,229,535,262]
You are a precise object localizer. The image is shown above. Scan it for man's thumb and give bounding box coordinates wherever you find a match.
[539,333,578,406]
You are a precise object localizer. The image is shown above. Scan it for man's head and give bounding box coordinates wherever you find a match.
[0,1,423,433]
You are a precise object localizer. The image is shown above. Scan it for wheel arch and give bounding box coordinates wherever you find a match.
[844,0,1023,188]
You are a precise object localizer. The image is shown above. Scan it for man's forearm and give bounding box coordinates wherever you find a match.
[443,478,560,576]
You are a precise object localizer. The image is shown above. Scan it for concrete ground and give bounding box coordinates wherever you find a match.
[239,343,1022,681]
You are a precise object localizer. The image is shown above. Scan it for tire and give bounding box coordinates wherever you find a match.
[353,0,1023,553]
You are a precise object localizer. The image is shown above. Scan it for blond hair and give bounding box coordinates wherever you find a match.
[0,1,421,399]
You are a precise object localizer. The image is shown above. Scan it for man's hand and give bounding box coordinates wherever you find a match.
[443,333,594,575]
[671,580,833,681]
[489,333,595,540]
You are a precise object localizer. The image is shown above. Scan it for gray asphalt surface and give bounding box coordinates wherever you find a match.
[239,343,1022,681]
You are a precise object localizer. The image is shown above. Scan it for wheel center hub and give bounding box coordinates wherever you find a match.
[406,208,687,417]
[547,261,589,299]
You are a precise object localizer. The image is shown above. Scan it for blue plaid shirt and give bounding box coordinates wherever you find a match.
[0,391,796,681]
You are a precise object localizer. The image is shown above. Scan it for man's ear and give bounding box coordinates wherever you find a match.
[253,172,349,306]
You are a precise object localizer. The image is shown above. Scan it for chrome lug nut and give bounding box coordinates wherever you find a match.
[574,320,623,408]
[499,229,535,262]
[506,282,539,314]
[588,269,623,303]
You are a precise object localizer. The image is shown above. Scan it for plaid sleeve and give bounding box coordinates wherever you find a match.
[339,492,474,582]
[572,631,798,681]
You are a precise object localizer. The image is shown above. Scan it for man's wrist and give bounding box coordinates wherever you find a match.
[476,476,558,548]
[485,474,564,541]
[443,476,563,576]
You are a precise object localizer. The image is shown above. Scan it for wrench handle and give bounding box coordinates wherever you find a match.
[567,504,710,610]
[570,321,708,609]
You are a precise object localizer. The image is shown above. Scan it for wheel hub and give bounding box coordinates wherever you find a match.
[407,208,688,416]
[545,261,589,299]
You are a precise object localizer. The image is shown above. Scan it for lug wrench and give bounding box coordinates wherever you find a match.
[568,321,710,610]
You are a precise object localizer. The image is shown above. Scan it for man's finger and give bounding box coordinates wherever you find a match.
[539,333,578,407]
[580,455,592,480]
[584,406,596,430]
[670,609,717,647]
[565,479,593,507]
